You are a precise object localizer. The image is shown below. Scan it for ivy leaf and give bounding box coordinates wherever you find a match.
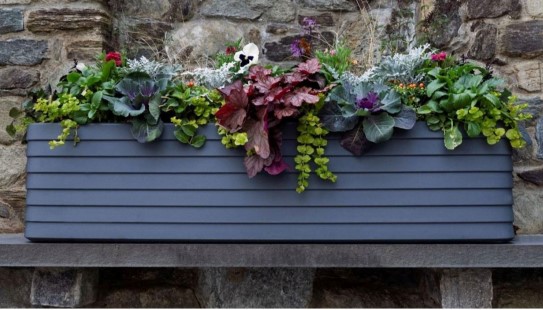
[319,101,358,132]
[444,124,463,150]
[340,125,374,156]
[131,118,164,143]
[362,113,395,143]
[393,106,417,130]
[6,124,16,137]
[9,107,22,119]
[190,135,206,148]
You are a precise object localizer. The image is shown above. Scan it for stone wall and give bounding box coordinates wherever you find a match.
[1,0,543,308]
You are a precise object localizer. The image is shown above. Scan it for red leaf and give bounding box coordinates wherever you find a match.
[274,105,298,119]
[215,82,248,132]
[264,159,289,175]
[296,58,320,75]
[283,87,320,107]
[244,109,270,159]
[254,74,281,94]
[244,154,273,178]
[248,66,272,80]
[284,72,305,86]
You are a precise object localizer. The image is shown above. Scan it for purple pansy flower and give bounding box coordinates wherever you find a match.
[290,39,303,57]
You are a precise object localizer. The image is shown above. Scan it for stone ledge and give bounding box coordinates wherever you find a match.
[1,234,543,268]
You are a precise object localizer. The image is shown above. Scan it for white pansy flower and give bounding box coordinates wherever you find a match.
[234,43,259,67]
[76,62,87,72]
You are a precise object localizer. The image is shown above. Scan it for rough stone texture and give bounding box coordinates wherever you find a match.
[439,269,493,308]
[310,269,439,308]
[264,0,297,23]
[264,32,335,62]
[166,19,244,61]
[0,268,33,308]
[114,17,174,58]
[537,117,543,159]
[298,13,334,27]
[468,22,497,61]
[518,168,543,186]
[0,96,24,145]
[200,0,265,20]
[525,0,543,17]
[466,0,522,19]
[0,9,23,34]
[300,0,357,11]
[0,40,48,66]
[421,0,462,48]
[513,180,543,234]
[0,68,40,95]
[502,21,543,58]
[197,268,315,308]
[27,8,111,33]
[109,0,196,22]
[31,268,99,308]
[514,62,542,93]
[0,144,26,188]
[493,269,543,308]
[66,40,105,62]
[98,287,200,308]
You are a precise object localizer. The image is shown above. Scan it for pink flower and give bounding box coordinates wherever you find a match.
[329,49,336,56]
[105,52,122,66]
[431,52,447,62]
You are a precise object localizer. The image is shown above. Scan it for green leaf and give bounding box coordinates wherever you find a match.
[101,60,116,82]
[190,135,206,148]
[148,93,161,122]
[67,72,81,83]
[451,93,471,108]
[6,124,16,137]
[426,80,446,97]
[180,124,197,136]
[362,113,395,143]
[319,101,358,132]
[380,90,401,114]
[105,96,145,117]
[91,91,103,108]
[482,93,500,107]
[444,125,463,150]
[466,122,481,137]
[174,128,190,143]
[9,107,22,119]
[131,118,164,143]
[393,107,417,130]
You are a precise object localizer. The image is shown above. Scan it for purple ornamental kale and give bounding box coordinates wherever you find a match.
[356,91,380,110]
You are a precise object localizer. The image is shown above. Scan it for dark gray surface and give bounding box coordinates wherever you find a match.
[1,234,543,267]
[25,122,515,242]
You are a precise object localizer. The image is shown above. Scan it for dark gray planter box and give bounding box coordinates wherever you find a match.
[24,122,514,242]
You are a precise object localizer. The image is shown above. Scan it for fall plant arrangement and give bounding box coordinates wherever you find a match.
[8,20,532,193]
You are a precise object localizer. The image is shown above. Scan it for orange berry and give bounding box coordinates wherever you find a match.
[187,80,195,87]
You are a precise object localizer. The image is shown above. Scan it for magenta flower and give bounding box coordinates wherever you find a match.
[290,39,303,57]
[431,52,447,62]
[356,92,379,110]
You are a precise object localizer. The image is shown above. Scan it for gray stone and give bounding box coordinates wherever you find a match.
[300,0,357,11]
[513,179,543,234]
[310,269,439,308]
[99,287,200,308]
[197,268,314,308]
[31,268,99,308]
[27,8,110,33]
[468,22,497,61]
[200,0,264,20]
[266,24,290,35]
[514,61,542,93]
[493,269,543,307]
[0,268,33,307]
[525,0,543,17]
[0,144,26,187]
[523,97,543,125]
[439,269,493,308]
[66,40,104,62]
[0,9,23,34]
[110,0,196,22]
[114,17,173,58]
[512,125,534,163]
[518,168,543,186]
[503,21,543,58]
[421,0,462,48]
[0,96,24,144]
[0,40,48,66]
[0,68,39,91]
[0,202,9,218]
[537,117,543,159]
[265,0,297,22]
[166,19,244,61]
[467,0,521,19]
[298,13,334,27]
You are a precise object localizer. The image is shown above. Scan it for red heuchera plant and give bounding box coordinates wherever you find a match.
[105,52,122,66]
[216,58,325,177]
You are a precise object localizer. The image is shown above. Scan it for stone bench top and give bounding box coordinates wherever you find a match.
[1,234,542,268]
